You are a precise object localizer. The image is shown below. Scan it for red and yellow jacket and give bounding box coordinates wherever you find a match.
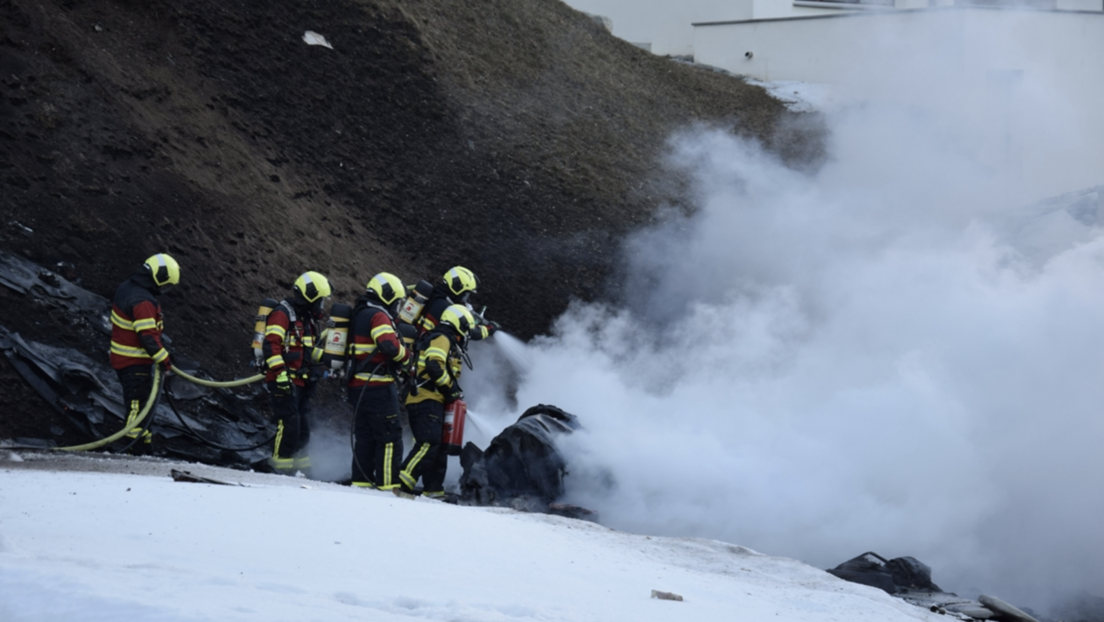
[348,301,409,389]
[110,277,170,370]
[262,301,318,387]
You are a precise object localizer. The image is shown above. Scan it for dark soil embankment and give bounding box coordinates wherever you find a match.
[0,0,823,443]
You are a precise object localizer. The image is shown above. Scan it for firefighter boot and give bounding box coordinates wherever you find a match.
[122,399,153,455]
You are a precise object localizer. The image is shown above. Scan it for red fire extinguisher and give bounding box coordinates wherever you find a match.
[442,399,467,456]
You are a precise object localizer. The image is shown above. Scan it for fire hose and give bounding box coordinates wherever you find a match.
[171,368,264,388]
[155,367,271,452]
[52,365,165,452]
[39,368,263,453]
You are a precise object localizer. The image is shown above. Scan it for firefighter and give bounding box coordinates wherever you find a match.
[109,253,180,454]
[264,271,331,475]
[347,272,411,490]
[396,304,474,499]
[415,266,500,340]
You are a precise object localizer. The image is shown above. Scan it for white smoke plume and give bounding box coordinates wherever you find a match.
[465,13,1104,614]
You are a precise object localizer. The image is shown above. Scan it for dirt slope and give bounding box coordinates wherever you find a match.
[0,0,822,442]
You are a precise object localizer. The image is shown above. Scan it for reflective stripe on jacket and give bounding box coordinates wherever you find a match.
[348,302,409,388]
[263,302,317,386]
[405,332,461,405]
[109,278,168,370]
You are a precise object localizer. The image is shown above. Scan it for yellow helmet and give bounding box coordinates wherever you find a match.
[294,271,332,303]
[442,266,478,299]
[143,253,181,288]
[366,272,406,306]
[439,304,475,336]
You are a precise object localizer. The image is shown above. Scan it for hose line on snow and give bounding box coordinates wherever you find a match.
[55,365,165,452]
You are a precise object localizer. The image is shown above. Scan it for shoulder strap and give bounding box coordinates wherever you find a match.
[282,301,297,324]
[345,302,370,360]
[348,303,392,377]
[271,300,296,324]
[415,329,439,355]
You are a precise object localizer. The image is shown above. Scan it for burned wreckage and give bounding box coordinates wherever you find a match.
[0,252,591,516]
[459,404,594,519]
[827,552,1045,622]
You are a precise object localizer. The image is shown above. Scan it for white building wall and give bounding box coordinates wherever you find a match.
[561,0,751,55]
[694,8,1104,199]
[1056,0,1103,9]
[694,8,1104,88]
[562,0,1102,56]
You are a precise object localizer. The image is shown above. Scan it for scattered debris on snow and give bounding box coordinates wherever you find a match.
[978,595,1040,622]
[170,469,243,486]
[827,551,1045,622]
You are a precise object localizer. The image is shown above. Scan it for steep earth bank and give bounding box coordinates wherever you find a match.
[0,0,823,441]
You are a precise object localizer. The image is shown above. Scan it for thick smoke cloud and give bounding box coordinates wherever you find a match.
[464,15,1104,612]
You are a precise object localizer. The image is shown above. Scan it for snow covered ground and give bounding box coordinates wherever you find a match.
[0,450,944,622]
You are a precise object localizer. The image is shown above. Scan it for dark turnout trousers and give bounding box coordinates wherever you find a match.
[399,400,447,495]
[269,380,315,474]
[349,383,403,489]
[116,364,156,452]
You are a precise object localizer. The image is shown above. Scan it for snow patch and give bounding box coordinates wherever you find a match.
[302,31,333,50]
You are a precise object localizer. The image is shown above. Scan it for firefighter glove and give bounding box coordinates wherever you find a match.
[160,357,173,372]
[484,320,501,336]
[391,363,408,383]
[442,383,463,402]
[275,370,292,395]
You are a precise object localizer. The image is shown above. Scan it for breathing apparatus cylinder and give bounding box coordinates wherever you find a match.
[397,322,418,350]
[322,302,353,370]
[398,280,434,325]
[442,399,467,456]
[251,298,280,367]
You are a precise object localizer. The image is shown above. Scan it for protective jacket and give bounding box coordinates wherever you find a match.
[262,299,318,387]
[110,273,170,370]
[418,284,495,340]
[406,329,464,405]
[347,296,410,389]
